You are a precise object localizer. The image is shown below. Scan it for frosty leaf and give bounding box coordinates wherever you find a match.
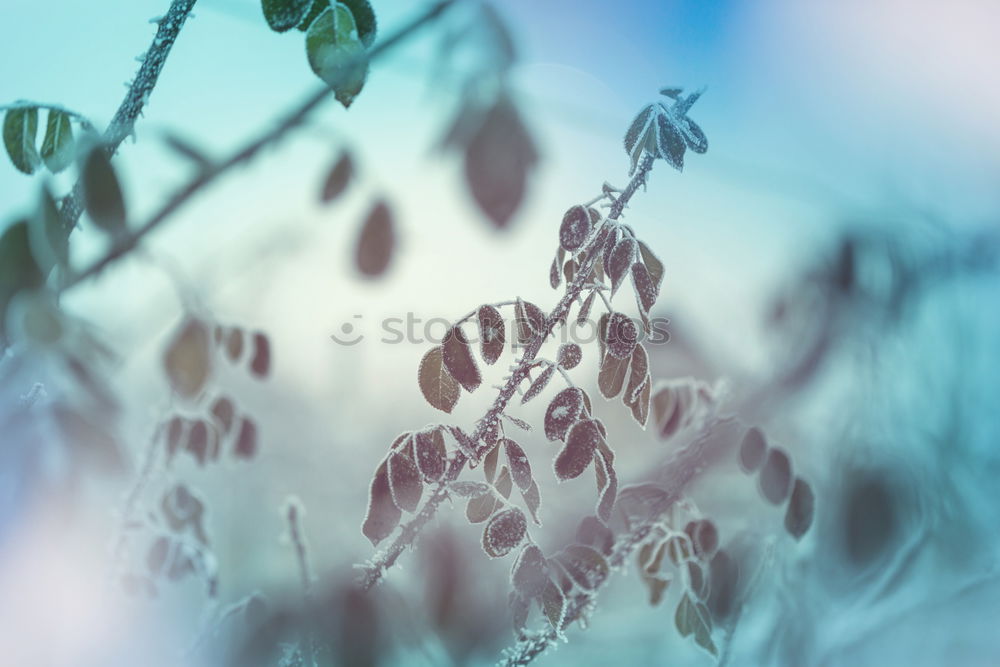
[595,454,617,523]
[681,117,708,154]
[234,416,258,459]
[557,343,581,369]
[624,105,654,158]
[607,236,637,297]
[656,113,686,172]
[576,290,596,326]
[660,87,683,99]
[675,593,717,656]
[624,343,648,404]
[512,544,549,597]
[82,146,126,234]
[320,150,354,203]
[3,107,40,174]
[576,516,614,556]
[540,580,566,630]
[387,449,423,512]
[447,425,477,457]
[556,544,609,590]
[418,346,460,413]
[686,519,719,560]
[464,96,537,229]
[598,351,629,399]
[362,460,400,546]
[559,205,591,252]
[637,240,664,288]
[249,331,271,378]
[467,491,498,523]
[477,304,505,365]
[562,258,576,283]
[354,200,394,277]
[631,261,658,314]
[163,318,211,399]
[305,5,368,107]
[414,428,447,481]
[483,507,527,558]
[785,477,815,539]
[617,483,671,525]
[602,227,621,278]
[449,481,490,498]
[759,447,792,505]
[522,480,542,525]
[549,255,561,289]
[495,466,513,499]
[483,440,500,482]
[521,364,555,404]
[515,299,545,345]
[544,387,583,441]
[503,413,532,431]
[503,438,532,491]
[262,0,311,32]
[299,0,376,47]
[442,325,481,392]
[630,379,651,427]
[40,109,74,173]
[739,426,767,473]
[210,396,235,434]
[554,418,603,481]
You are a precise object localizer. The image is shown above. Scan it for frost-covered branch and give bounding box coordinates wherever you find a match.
[58,0,199,233]
[59,0,457,292]
[359,154,658,591]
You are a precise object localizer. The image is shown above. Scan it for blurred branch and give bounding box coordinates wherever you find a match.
[59,0,458,293]
[359,154,658,591]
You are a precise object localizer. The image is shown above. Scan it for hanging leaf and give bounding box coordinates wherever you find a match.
[606,312,638,359]
[262,0,312,32]
[503,438,532,491]
[514,298,545,345]
[320,150,354,203]
[521,364,555,404]
[3,107,40,174]
[681,117,708,154]
[522,479,542,525]
[224,328,244,361]
[305,5,368,107]
[511,544,549,597]
[82,146,126,234]
[463,96,537,229]
[234,416,258,459]
[675,593,717,655]
[576,290,596,326]
[467,491,499,523]
[483,507,527,558]
[607,236,637,296]
[656,112,686,172]
[249,331,271,378]
[163,318,211,399]
[559,205,591,252]
[29,185,69,272]
[442,325,481,392]
[630,379,651,427]
[555,419,603,481]
[562,258,576,284]
[299,0,376,46]
[387,449,423,512]
[549,255,561,289]
[362,460,400,546]
[631,261,658,314]
[211,396,235,434]
[739,426,767,473]
[414,429,447,481]
[595,455,617,523]
[503,412,532,431]
[494,465,513,499]
[556,544,609,590]
[624,344,649,404]
[685,519,719,560]
[637,240,664,288]
[417,346,460,413]
[354,200,394,277]
[598,351,629,400]
[557,342,581,369]
[785,477,815,539]
[483,440,500,482]
[40,109,75,173]
[544,387,583,441]
[759,447,792,505]
[624,104,655,175]
[707,549,739,621]
[477,304,505,365]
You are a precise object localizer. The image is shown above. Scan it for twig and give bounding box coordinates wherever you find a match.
[58,0,200,234]
[359,154,657,591]
[59,0,458,292]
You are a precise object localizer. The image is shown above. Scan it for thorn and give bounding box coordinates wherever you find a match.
[149,15,164,24]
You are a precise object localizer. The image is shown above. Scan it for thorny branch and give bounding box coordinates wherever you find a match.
[359,154,658,591]
[59,0,458,293]
[58,0,200,234]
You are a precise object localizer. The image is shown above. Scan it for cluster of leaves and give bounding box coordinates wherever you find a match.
[739,426,815,539]
[2,105,93,176]
[623,88,708,175]
[261,0,376,107]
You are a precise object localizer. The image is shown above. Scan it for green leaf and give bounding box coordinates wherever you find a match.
[3,107,41,175]
[40,110,75,173]
[261,0,312,32]
[29,184,70,272]
[306,5,368,108]
[300,0,376,47]
[0,220,45,344]
[81,147,127,234]
[674,593,717,656]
